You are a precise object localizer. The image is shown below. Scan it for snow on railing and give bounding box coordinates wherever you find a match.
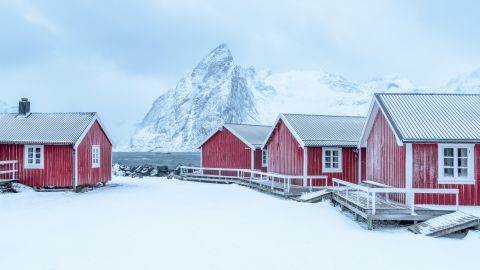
[179,166,328,192]
[0,160,18,183]
[332,178,459,215]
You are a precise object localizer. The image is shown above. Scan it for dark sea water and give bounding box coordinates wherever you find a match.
[112,152,200,169]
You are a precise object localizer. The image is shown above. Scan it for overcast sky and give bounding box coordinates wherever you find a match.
[1,0,480,144]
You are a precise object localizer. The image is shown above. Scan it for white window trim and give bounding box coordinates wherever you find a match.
[24,145,44,169]
[262,149,268,167]
[438,144,475,184]
[92,145,101,168]
[322,147,342,173]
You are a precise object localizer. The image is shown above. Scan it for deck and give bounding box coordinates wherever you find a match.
[179,167,465,232]
[331,178,459,229]
[332,190,454,228]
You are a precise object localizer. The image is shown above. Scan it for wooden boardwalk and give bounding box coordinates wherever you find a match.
[332,189,455,229]
[180,168,467,233]
[181,172,314,197]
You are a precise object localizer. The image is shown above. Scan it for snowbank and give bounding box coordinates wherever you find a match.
[0,177,478,270]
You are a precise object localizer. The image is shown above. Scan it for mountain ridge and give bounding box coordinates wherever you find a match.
[129,44,478,152]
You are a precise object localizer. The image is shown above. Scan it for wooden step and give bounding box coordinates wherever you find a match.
[408,211,480,237]
[296,189,332,202]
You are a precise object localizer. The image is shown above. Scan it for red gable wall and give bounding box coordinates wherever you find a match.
[77,121,112,186]
[265,120,304,176]
[202,128,253,170]
[366,111,406,188]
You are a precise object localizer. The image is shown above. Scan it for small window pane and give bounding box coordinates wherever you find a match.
[458,158,468,167]
[325,163,331,168]
[325,150,331,156]
[444,158,454,167]
[332,151,338,157]
[326,157,331,162]
[333,157,338,163]
[444,148,454,157]
[458,148,468,158]
[28,158,33,164]
[458,168,468,177]
[332,163,339,169]
[444,168,454,177]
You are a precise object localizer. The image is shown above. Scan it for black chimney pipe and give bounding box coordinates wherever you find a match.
[19,98,30,115]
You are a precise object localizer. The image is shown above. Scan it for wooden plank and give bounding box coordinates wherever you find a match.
[0,170,17,174]
[408,211,480,237]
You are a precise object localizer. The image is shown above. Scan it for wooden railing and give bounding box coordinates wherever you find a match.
[332,178,459,215]
[0,160,18,183]
[179,166,328,192]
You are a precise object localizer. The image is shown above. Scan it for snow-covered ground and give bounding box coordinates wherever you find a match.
[1,177,479,270]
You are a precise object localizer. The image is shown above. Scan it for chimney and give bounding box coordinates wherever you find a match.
[18,98,30,116]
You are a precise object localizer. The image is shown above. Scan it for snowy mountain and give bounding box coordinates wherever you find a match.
[444,68,480,93]
[129,44,421,152]
[0,100,15,113]
[130,44,275,151]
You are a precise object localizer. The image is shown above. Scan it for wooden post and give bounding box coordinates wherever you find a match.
[367,217,373,230]
[455,192,459,211]
[372,192,376,214]
[410,191,415,215]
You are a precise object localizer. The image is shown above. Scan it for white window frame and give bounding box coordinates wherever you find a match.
[322,147,342,173]
[24,145,44,169]
[262,149,268,167]
[92,145,100,168]
[438,144,474,184]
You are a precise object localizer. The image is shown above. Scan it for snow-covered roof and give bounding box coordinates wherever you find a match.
[263,113,366,148]
[199,123,271,149]
[0,112,107,145]
[372,93,480,143]
[223,123,271,148]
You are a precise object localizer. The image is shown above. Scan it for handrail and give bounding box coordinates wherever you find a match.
[0,160,18,182]
[0,160,18,165]
[179,166,329,192]
[180,166,327,180]
[332,178,459,215]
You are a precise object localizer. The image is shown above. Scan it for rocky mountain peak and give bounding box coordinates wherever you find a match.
[191,43,234,81]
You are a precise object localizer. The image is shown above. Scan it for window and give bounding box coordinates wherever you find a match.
[322,147,342,173]
[92,145,100,168]
[262,149,268,167]
[24,145,44,169]
[438,144,474,184]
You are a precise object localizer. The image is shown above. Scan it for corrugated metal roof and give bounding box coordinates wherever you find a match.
[376,93,480,143]
[0,112,97,144]
[224,123,271,148]
[282,114,366,147]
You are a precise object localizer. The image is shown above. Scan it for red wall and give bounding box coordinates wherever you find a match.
[366,111,406,189]
[307,147,363,186]
[202,129,253,171]
[413,144,480,205]
[77,121,112,186]
[0,144,74,187]
[253,149,267,172]
[266,120,304,175]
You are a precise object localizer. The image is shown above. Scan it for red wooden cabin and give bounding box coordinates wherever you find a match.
[262,114,366,186]
[200,123,271,172]
[359,93,480,205]
[0,98,112,191]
